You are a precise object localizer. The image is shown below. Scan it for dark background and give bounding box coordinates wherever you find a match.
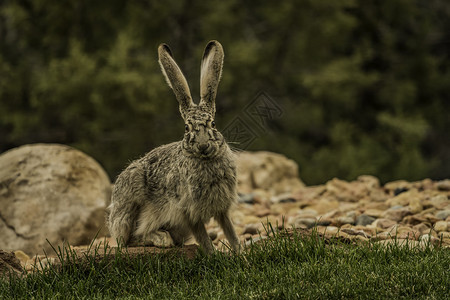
[1,0,449,185]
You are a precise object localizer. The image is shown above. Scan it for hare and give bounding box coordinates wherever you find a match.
[107,40,240,254]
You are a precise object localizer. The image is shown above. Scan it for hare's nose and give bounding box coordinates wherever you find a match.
[198,143,209,153]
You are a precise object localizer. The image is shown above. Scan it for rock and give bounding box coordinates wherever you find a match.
[0,144,111,256]
[376,239,426,249]
[371,218,397,229]
[413,223,431,235]
[242,215,262,225]
[429,195,449,209]
[340,211,357,224]
[270,202,299,216]
[397,231,421,241]
[292,217,317,229]
[325,178,360,202]
[369,189,388,202]
[363,209,385,218]
[242,224,259,235]
[270,192,296,204]
[381,207,412,222]
[420,234,441,245]
[384,180,412,193]
[255,208,271,218]
[291,185,326,203]
[316,219,331,226]
[0,250,23,276]
[235,151,304,195]
[436,179,450,191]
[386,189,420,207]
[336,216,355,226]
[357,175,380,189]
[408,197,423,214]
[326,175,385,203]
[306,198,340,215]
[341,228,371,238]
[13,250,30,266]
[436,210,450,220]
[394,187,409,196]
[434,221,448,232]
[296,209,318,218]
[238,193,255,204]
[356,214,376,226]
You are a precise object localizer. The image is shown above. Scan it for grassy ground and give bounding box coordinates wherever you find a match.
[1,227,449,299]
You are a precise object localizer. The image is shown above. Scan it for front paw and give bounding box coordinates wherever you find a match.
[132,230,175,248]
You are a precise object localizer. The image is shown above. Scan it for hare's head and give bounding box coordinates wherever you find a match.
[158,41,227,159]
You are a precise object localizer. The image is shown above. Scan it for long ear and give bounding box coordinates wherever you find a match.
[158,43,194,118]
[199,40,224,115]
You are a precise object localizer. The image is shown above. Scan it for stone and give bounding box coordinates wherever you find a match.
[403,215,427,226]
[429,195,448,209]
[363,209,384,218]
[242,215,261,225]
[0,144,111,256]
[381,207,412,222]
[397,231,421,241]
[0,250,23,276]
[316,219,331,226]
[369,189,388,202]
[292,217,317,229]
[336,216,355,226]
[357,175,380,189]
[238,193,255,204]
[436,210,450,220]
[420,234,441,246]
[376,239,425,249]
[270,192,296,204]
[270,203,298,216]
[235,151,304,196]
[434,221,448,232]
[413,223,431,235]
[408,197,423,214]
[341,228,371,238]
[292,185,326,203]
[252,189,271,205]
[307,198,339,215]
[255,208,271,218]
[319,226,339,235]
[13,250,30,265]
[296,209,318,218]
[325,178,360,202]
[393,187,409,196]
[356,214,376,226]
[242,224,259,235]
[436,179,450,191]
[386,189,419,207]
[384,180,412,192]
[371,218,397,229]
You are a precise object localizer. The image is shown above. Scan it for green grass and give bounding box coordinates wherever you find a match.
[1,227,449,299]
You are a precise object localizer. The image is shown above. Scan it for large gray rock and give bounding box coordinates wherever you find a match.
[236,151,304,196]
[0,144,111,256]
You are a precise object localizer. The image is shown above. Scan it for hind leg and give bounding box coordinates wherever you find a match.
[107,201,140,246]
[108,161,147,246]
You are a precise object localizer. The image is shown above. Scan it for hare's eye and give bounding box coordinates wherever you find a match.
[185,124,189,132]
[211,121,216,128]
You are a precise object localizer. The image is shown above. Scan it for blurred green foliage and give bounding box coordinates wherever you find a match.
[0,0,449,184]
